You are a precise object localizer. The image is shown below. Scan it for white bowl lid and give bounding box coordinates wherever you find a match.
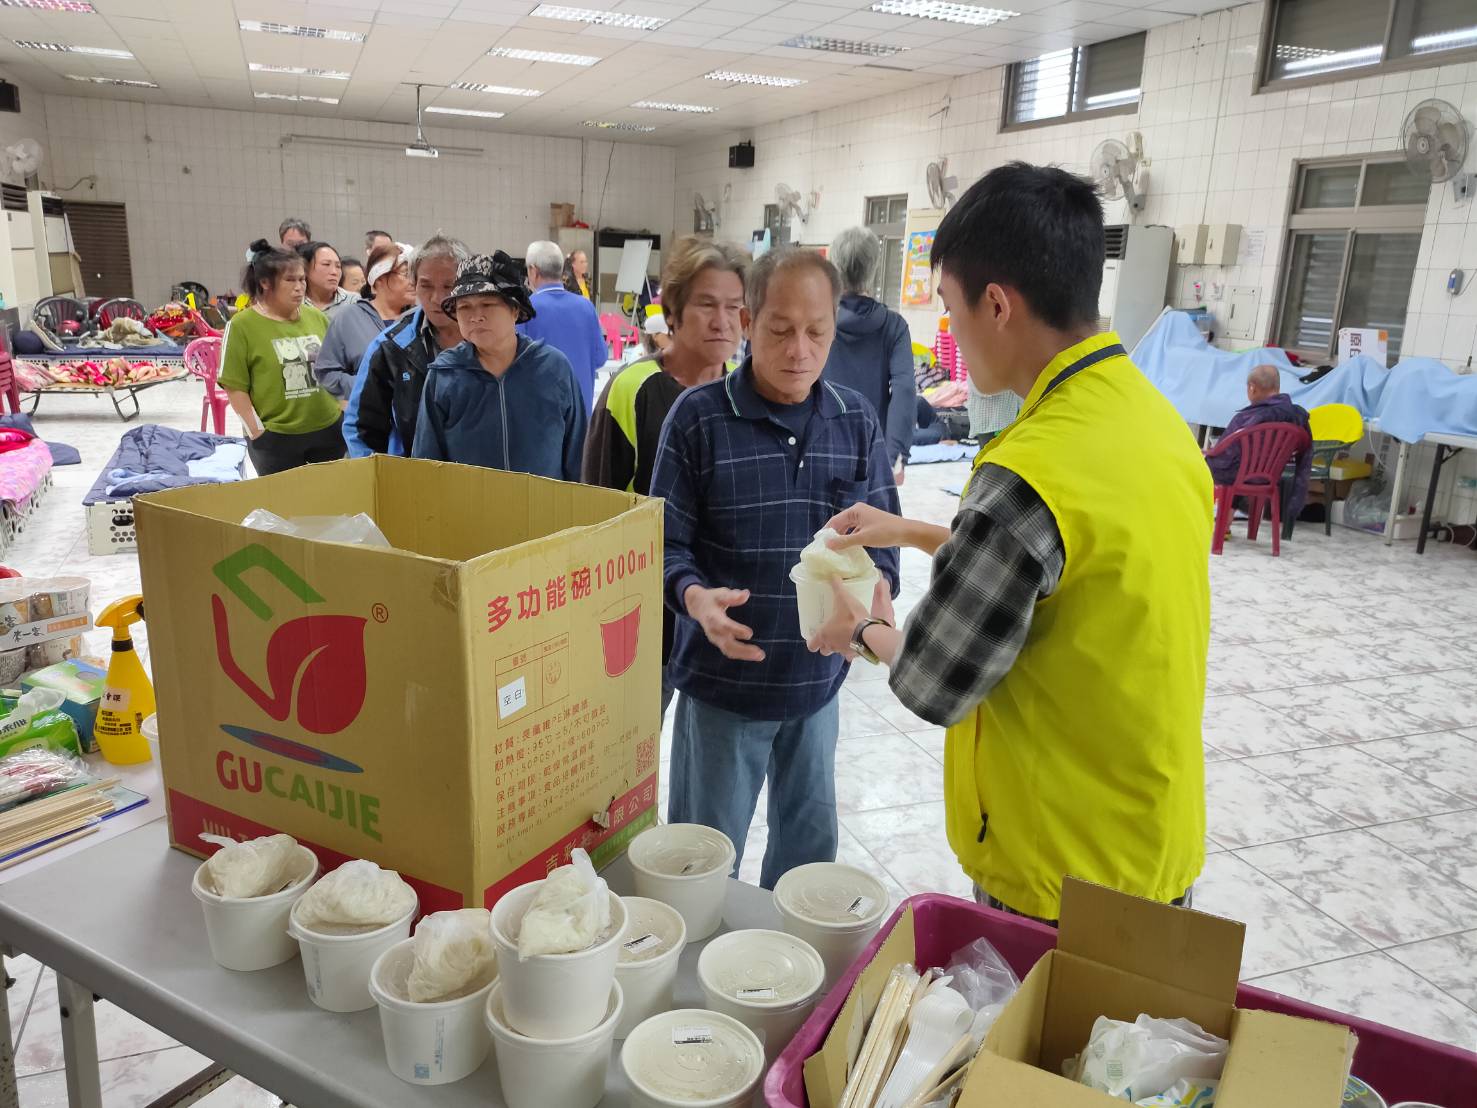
[774,863,888,927]
[624,1009,763,1103]
[699,929,823,1005]
[618,897,685,964]
[632,825,733,878]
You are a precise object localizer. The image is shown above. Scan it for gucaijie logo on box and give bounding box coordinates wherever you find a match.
[210,544,384,841]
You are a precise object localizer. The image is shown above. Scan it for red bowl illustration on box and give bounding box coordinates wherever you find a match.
[598,596,641,677]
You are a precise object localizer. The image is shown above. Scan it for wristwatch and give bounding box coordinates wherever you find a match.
[850,616,893,665]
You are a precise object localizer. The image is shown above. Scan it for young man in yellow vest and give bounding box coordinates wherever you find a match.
[806,161,1213,924]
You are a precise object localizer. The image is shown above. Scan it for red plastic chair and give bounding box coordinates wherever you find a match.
[94,297,147,327]
[0,351,20,414]
[187,309,222,338]
[599,313,632,360]
[184,336,228,434]
[1205,421,1311,557]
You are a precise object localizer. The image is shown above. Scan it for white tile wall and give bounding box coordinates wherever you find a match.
[669,0,1477,524]
[32,94,675,310]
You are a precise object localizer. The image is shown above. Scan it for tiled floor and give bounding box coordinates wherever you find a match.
[3,380,1476,1104]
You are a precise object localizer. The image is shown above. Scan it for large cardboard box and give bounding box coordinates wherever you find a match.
[135,457,662,912]
[805,880,1354,1108]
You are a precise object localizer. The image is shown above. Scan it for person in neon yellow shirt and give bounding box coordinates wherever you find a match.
[806,162,1213,924]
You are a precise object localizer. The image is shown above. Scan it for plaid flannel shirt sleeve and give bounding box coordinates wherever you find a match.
[889,464,1064,727]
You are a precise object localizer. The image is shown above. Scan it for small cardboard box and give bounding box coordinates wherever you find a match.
[805,880,1354,1108]
[1337,327,1388,368]
[135,456,662,912]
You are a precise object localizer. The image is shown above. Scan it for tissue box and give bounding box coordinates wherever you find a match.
[22,658,106,753]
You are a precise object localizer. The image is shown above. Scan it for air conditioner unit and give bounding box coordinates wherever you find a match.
[1099,224,1173,350]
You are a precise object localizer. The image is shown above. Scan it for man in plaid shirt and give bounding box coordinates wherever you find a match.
[650,247,900,890]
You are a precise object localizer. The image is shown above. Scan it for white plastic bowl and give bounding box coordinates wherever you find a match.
[773,861,888,988]
[789,565,879,641]
[368,938,497,1085]
[190,845,319,972]
[485,979,622,1108]
[614,896,688,1039]
[621,1008,764,1108]
[627,824,735,942]
[289,897,417,1013]
[489,881,627,1040]
[697,928,825,1061]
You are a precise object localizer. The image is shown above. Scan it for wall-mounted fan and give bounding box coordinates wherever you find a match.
[693,191,718,234]
[3,138,42,183]
[925,158,957,209]
[1089,136,1146,217]
[1402,98,1471,200]
[775,182,809,226]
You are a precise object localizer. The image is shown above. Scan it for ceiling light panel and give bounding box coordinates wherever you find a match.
[0,0,95,10]
[631,100,715,113]
[781,35,906,57]
[870,0,1017,25]
[703,70,806,87]
[583,119,656,132]
[249,63,351,79]
[531,5,668,30]
[65,73,155,86]
[450,81,540,96]
[255,91,340,104]
[487,47,599,65]
[238,20,366,43]
[426,106,505,118]
[14,40,132,57]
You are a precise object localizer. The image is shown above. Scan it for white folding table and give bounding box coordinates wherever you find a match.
[0,819,782,1108]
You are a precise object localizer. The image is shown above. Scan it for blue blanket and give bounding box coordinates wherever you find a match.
[1132,310,1477,444]
[83,424,245,504]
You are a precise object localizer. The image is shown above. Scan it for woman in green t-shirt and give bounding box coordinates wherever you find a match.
[220,239,346,476]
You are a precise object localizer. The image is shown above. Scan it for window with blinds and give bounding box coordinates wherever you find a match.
[864,193,907,311]
[1262,0,1477,85]
[1274,157,1425,359]
[1003,33,1145,129]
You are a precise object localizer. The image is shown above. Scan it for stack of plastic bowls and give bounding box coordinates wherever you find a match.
[628,824,735,941]
[486,879,630,1108]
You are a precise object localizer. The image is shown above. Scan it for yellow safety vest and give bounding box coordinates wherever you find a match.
[944,332,1212,919]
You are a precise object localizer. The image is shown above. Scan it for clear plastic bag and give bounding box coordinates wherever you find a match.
[0,741,87,811]
[518,848,611,960]
[1069,1015,1228,1102]
[242,509,391,547]
[199,832,302,898]
[406,908,496,1002]
[942,936,1020,1022]
[294,859,418,933]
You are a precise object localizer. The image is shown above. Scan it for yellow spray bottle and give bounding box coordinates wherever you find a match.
[94,595,156,764]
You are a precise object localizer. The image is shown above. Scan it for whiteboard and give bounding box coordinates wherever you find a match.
[613,238,652,294]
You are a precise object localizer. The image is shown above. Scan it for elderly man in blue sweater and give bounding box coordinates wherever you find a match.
[520,239,608,414]
[650,247,900,889]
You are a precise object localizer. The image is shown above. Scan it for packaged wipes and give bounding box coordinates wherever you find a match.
[406,909,497,1002]
[517,848,611,960]
[200,833,302,899]
[798,528,875,581]
[294,859,418,935]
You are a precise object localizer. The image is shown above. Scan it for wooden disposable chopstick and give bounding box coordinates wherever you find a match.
[0,823,98,871]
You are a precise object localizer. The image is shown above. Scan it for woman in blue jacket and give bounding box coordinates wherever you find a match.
[412,251,587,481]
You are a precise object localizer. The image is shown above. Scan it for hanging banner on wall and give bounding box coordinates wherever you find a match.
[901,228,936,307]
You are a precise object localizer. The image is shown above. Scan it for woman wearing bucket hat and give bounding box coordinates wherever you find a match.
[412,251,588,480]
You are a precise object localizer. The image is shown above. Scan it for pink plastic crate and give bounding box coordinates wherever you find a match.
[765,893,1477,1108]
